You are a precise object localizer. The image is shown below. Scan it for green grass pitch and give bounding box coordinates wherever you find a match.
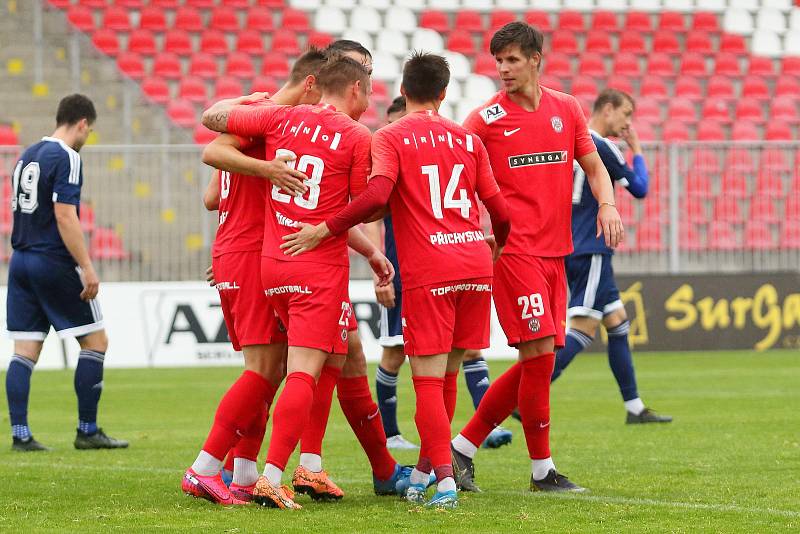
[1,350,798,533]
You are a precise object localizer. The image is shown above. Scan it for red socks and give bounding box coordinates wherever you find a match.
[337,375,396,481]
[412,376,453,482]
[300,365,342,456]
[201,370,270,460]
[265,372,316,471]
[231,401,268,462]
[518,353,555,460]
[461,363,522,447]
[444,371,458,423]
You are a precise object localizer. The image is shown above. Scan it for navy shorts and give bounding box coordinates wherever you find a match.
[6,250,104,340]
[565,253,623,320]
[378,216,403,348]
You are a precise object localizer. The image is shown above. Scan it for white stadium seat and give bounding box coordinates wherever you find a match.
[751,30,783,57]
[456,99,484,124]
[628,0,663,12]
[376,30,409,57]
[314,7,347,35]
[728,0,759,11]
[762,0,792,8]
[464,74,497,101]
[427,0,459,10]
[411,28,445,53]
[350,7,382,32]
[663,0,693,10]
[442,50,471,81]
[371,52,401,81]
[341,29,374,52]
[791,10,800,32]
[531,0,560,9]
[290,0,323,10]
[360,0,391,9]
[393,0,424,9]
[596,0,628,11]
[723,9,754,34]
[438,102,455,121]
[442,78,463,101]
[698,0,726,12]
[496,0,528,9]
[756,9,787,33]
[563,0,594,9]
[325,0,356,9]
[384,6,417,34]
[462,0,493,10]
[784,31,800,55]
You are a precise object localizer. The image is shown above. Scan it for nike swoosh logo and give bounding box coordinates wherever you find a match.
[539,422,550,428]
[367,409,380,420]
[504,128,521,136]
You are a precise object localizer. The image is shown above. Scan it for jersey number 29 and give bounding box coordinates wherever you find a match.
[421,164,471,219]
[11,161,40,214]
[271,148,324,210]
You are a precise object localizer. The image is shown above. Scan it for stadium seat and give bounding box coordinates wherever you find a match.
[152,52,183,79]
[720,171,750,198]
[420,10,450,33]
[662,123,690,141]
[748,195,780,223]
[713,53,741,77]
[137,8,167,33]
[765,121,793,140]
[544,53,572,77]
[200,33,229,56]
[685,172,713,198]
[185,0,216,7]
[411,28,445,53]
[775,76,800,98]
[724,148,755,174]
[235,29,264,55]
[78,0,107,8]
[261,52,289,78]
[141,76,170,103]
[647,53,675,77]
[613,53,641,76]
[92,29,120,56]
[557,10,584,31]
[174,7,204,32]
[578,54,606,78]
[209,7,240,32]
[707,76,735,100]
[244,8,274,32]
[696,121,726,141]
[384,6,416,34]
[639,78,667,100]
[307,31,334,49]
[225,52,255,79]
[636,225,664,252]
[748,56,776,77]
[680,53,707,77]
[658,11,686,32]
[691,12,720,33]
[781,56,800,77]
[489,10,517,30]
[618,33,646,55]
[668,97,696,123]
[442,51,471,81]
[270,30,300,55]
[371,52,400,81]
[350,7,381,33]
[189,53,218,79]
[179,76,207,104]
[220,0,252,6]
[785,193,800,221]
[455,10,485,33]
[117,52,145,80]
[674,77,703,100]
[250,75,279,93]
[128,30,157,56]
[713,197,742,222]
[752,30,783,57]
[734,100,764,123]
[743,221,776,250]
[257,0,287,6]
[606,75,634,95]
[91,228,130,260]
[719,34,747,55]
[213,78,244,100]
[731,121,761,141]
[524,10,551,32]
[475,54,499,77]
[0,125,19,145]
[723,9,753,34]
[681,197,706,223]
[708,222,739,251]
[585,32,613,54]
[761,147,791,173]
[464,74,497,100]
[166,100,197,128]
[692,148,721,174]
[163,30,193,56]
[624,11,652,32]
[591,10,618,31]
[102,6,131,32]
[652,32,681,55]
[377,30,408,57]
[447,30,477,55]
[571,76,599,99]
[756,171,785,197]
[780,224,800,248]
[757,8,787,33]
[150,0,181,7]
[67,6,94,32]
[685,33,713,55]
[679,223,704,251]
[550,33,579,55]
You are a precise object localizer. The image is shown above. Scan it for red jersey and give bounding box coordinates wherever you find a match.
[370,110,500,289]
[462,86,596,257]
[212,98,276,257]
[228,103,371,266]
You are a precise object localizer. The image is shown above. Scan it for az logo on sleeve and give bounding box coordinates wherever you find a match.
[480,103,507,125]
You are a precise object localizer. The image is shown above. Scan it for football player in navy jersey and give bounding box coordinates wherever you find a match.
[5,94,128,451]
[553,88,671,424]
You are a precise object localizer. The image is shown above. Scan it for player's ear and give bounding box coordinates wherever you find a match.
[438,87,447,103]
[304,75,316,93]
[399,85,407,97]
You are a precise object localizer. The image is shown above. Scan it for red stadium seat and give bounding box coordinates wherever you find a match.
[447,30,477,55]
[775,77,800,99]
[78,0,107,7]
[200,32,229,56]
[209,7,240,32]
[606,75,634,95]
[557,10,584,31]
[639,78,668,100]
[647,53,675,76]
[756,171,784,196]
[67,6,95,32]
[578,54,606,78]
[166,100,197,128]
[781,56,800,77]
[178,76,207,103]
[624,11,652,32]
[92,29,120,56]
[47,0,71,7]
[585,32,613,54]
[591,11,618,32]
[246,7,274,31]
[138,7,167,32]
[748,56,776,78]
[679,224,704,251]
[685,172,713,198]
[117,0,145,7]
[662,123,690,142]
[540,77,565,92]
[780,224,800,248]
[658,11,686,32]
[91,227,131,260]
[0,125,18,145]
[544,53,572,77]
[674,77,703,100]
[685,33,713,55]
[684,197,707,223]
[748,195,780,223]
[475,54,499,77]
[141,76,170,103]
[489,10,516,30]
[696,121,726,141]
[725,148,755,174]
[225,52,255,79]
[741,77,770,101]
[236,29,263,55]
[765,121,793,141]
[668,97,696,123]
[679,53,707,77]
[786,193,800,221]
[150,0,181,7]
[128,29,157,56]
[743,222,776,250]
[456,10,485,32]
[281,9,310,32]
[735,100,764,123]
[420,10,450,33]
[185,0,216,7]
[761,148,791,173]
[691,12,720,33]
[214,77,244,100]
[269,30,299,55]
[307,31,333,49]
[713,197,742,222]
[616,195,636,223]
[524,10,551,32]
[116,52,145,80]
[152,52,182,79]
[708,222,739,250]
[371,79,388,102]
[652,32,681,55]
[635,121,656,141]
[692,148,721,174]
[571,76,599,99]
[251,75,279,94]
[613,53,641,76]
[635,98,661,122]
[719,34,746,55]
[731,121,761,141]
[713,53,741,76]
[550,33,578,55]
[220,0,251,7]
[256,0,286,6]
[163,29,193,56]
[261,52,289,78]
[174,7,203,32]
[102,6,131,32]
[360,106,379,129]
[772,96,799,123]
[636,226,664,252]
[618,33,646,55]
[707,76,734,100]
[189,52,218,79]
[720,172,750,198]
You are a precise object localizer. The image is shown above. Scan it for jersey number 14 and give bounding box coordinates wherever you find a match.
[422,164,471,219]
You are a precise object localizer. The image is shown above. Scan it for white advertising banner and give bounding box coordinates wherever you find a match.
[1,281,515,369]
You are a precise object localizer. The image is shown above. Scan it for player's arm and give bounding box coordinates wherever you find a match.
[578,151,624,248]
[204,169,220,211]
[201,93,270,132]
[362,220,396,307]
[54,203,98,301]
[617,126,648,198]
[346,227,394,287]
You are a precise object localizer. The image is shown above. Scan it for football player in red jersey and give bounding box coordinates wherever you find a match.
[203,56,394,510]
[183,49,328,506]
[280,52,511,509]
[449,22,623,493]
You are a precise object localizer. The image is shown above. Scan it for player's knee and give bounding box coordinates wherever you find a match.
[569,316,600,338]
[606,319,630,338]
[379,346,405,373]
[79,330,108,353]
[343,344,367,378]
[603,308,628,330]
[462,349,482,362]
[518,337,555,360]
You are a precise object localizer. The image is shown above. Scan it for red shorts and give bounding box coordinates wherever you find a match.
[213,251,286,351]
[347,298,358,332]
[261,257,351,355]
[493,254,567,349]
[402,277,492,356]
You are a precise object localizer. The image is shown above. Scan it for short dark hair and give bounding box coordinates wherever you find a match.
[401,52,450,103]
[56,94,96,127]
[593,88,636,113]
[325,39,372,59]
[386,96,406,116]
[316,55,370,96]
[490,22,544,58]
[288,47,328,85]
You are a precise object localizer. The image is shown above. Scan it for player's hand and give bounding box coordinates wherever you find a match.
[205,265,216,286]
[280,222,330,256]
[485,234,504,262]
[261,154,308,197]
[597,204,624,249]
[374,274,396,307]
[621,126,642,154]
[238,91,270,105]
[369,251,394,287]
[79,264,100,301]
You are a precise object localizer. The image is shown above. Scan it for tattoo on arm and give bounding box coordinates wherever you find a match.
[204,110,230,132]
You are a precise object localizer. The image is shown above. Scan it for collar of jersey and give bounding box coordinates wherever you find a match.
[317,102,337,112]
[41,136,79,157]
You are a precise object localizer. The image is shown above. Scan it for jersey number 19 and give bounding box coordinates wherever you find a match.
[11,160,40,214]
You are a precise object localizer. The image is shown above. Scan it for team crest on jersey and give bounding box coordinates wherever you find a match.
[341,329,348,342]
[551,116,563,133]
[479,103,507,125]
[528,318,541,333]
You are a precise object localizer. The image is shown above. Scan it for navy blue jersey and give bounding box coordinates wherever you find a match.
[571,130,648,256]
[10,137,82,258]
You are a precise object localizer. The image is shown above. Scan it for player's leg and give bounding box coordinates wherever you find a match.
[462,349,513,449]
[7,341,47,451]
